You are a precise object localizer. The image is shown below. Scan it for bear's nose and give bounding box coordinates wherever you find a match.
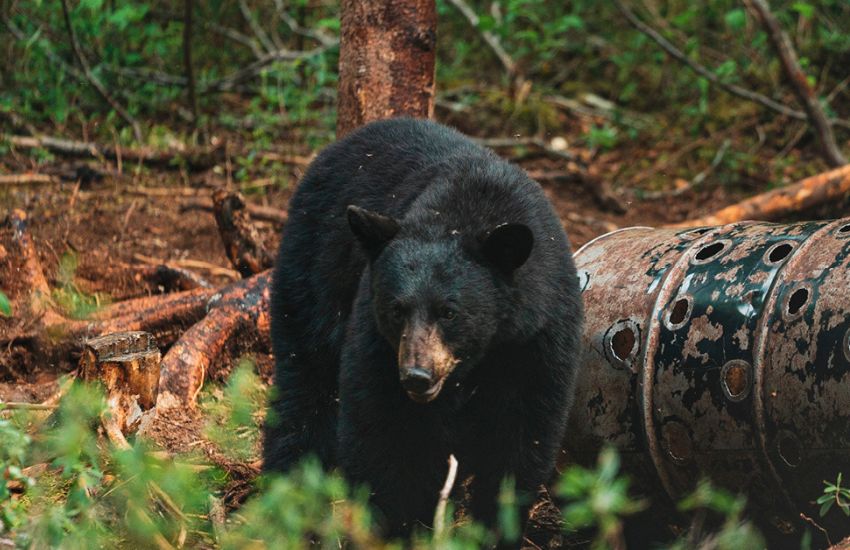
[400,367,434,394]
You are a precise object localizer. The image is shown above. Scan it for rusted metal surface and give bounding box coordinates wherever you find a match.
[565,218,850,542]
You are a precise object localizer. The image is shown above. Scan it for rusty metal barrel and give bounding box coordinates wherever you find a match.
[564,218,850,542]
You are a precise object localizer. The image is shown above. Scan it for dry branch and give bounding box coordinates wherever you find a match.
[6,135,225,172]
[744,0,847,167]
[180,197,288,225]
[444,0,517,78]
[132,254,238,282]
[433,454,459,540]
[273,0,337,47]
[669,164,850,228]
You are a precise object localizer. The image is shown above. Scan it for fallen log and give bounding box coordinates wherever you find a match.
[158,271,271,408]
[5,135,226,172]
[670,164,850,228]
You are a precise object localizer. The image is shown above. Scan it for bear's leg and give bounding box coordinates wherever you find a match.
[263,357,338,472]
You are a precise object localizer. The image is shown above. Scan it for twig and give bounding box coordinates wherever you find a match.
[201,44,333,93]
[205,23,265,59]
[58,0,142,142]
[444,0,516,77]
[613,0,850,131]
[238,0,276,54]
[0,173,58,185]
[641,139,730,200]
[272,0,337,47]
[102,413,189,525]
[433,454,459,542]
[744,0,847,167]
[799,513,831,547]
[475,136,578,162]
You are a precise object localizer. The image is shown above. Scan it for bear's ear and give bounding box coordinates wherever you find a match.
[347,205,400,257]
[480,223,534,274]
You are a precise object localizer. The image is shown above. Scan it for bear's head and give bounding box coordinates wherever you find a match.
[347,205,533,403]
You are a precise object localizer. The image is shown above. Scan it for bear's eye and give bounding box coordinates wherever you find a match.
[440,307,457,321]
[391,303,406,321]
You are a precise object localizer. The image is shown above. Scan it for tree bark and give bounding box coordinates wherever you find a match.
[336,0,437,137]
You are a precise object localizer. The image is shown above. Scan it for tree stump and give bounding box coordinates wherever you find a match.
[80,331,161,435]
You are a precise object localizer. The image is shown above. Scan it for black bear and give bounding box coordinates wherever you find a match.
[264,118,583,540]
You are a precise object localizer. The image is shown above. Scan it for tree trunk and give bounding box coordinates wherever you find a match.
[336,0,437,137]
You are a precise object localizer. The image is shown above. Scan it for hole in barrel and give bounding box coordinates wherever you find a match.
[768,243,793,263]
[669,298,690,326]
[695,241,725,262]
[611,327,636,361]
[787,288,809,316]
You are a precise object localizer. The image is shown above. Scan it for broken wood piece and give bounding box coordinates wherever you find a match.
[212,189,274,278]
[180,197,288,225]
[670,164,850,228]
[80,331,160,435]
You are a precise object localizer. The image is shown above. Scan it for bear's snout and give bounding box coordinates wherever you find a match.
[400,367,435,394]
[398,321,457,403]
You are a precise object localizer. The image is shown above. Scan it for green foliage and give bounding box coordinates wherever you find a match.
[818,472,850,517]
[3,0,339,143]
[584,124,619,151]
[673,479,764,550]
[0,410,33,533]
[0,370,773,550]
[223,459,376,549]
[0,290,11,317]
[51,251,109,320]
[557,447,645,550]
[200,358,267,462]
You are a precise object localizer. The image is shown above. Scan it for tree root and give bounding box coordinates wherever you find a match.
[2,208,272,410]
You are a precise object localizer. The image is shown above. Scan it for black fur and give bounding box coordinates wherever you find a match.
[264,118,583,539]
